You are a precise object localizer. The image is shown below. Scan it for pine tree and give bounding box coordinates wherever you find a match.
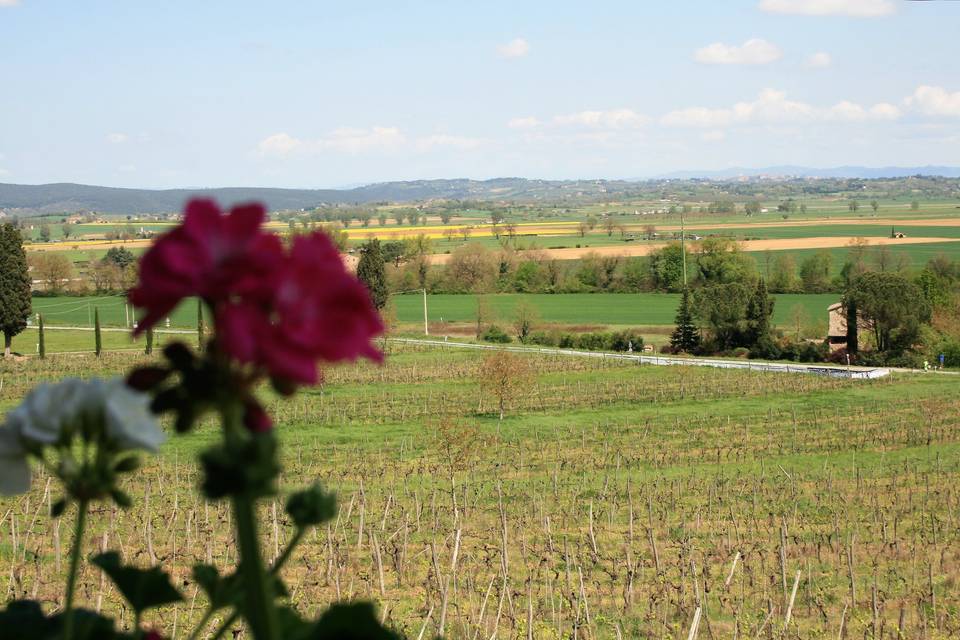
[38,313,45,359]
[746,278,775,345]
[0,224,31,357]
[670,287,700,353]
[356,239,388,310]
[94,307,102,357]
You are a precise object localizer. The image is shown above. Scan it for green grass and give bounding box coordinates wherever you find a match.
[747,241,960,277]
[390,292,839,328]
[30,292,840,335]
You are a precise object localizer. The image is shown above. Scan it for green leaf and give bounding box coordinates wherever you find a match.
[286,483,337,528]
[92,552,184,614]
[0,601,128,640]
[308,602,401,640]
[191,565,288,611]
[192,564,241,612]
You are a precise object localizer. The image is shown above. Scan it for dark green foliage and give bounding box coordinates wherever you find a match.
[103,246,136,269]
[647,243,686,292]
[480,325,512,343]
[380,241,406,267]
[356,239,388,310]
[145,327,154,355]
[799,251,833,293]
[746,279,775,344]
[38,313,45,359]
[845,299,858,354]
[670,287,701,353]
[91,552,183,614]
[692,282,752,350]
[526,328,643,352]
[0,223,31,355]
[844,271,930,354]
[94,308,102,357]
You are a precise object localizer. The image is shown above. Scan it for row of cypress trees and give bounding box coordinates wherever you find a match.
[32,301,198,359]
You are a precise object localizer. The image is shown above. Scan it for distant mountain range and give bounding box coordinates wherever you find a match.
[1,166,959,214]
[0,179,619,214]
[653,165,960,180]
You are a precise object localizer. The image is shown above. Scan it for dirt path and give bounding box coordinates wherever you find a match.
[427,235,960,263]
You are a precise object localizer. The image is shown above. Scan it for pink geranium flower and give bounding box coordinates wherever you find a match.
[214,232,384,385]
[130,198,384,427]
[129,199,282,333]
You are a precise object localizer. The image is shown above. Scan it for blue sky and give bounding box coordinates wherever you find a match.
[1,0,959,188]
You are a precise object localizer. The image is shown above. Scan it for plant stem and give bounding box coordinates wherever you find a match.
[223,399,279,640]
[63,499,89,640]
[207,527,306,640]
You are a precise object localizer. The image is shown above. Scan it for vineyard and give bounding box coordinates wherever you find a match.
[1,345,958,638]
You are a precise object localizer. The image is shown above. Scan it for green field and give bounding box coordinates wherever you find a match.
[1,344,957,638]
[391,292,837,328]
[31,292,839,332]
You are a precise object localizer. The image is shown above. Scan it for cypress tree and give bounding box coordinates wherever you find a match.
[0,224,31,357]
[356,239,388,310]
[145,326,154,355]
[94,307,102,357]
[197,299,206,348]
[746,278,775,345]
[845,299,858,355]
[38,313,45,359]
[670,287,701,353]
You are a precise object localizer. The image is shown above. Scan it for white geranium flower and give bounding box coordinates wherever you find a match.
[7,378,88,446]
[0,425,30,495]
[100,378,165,453]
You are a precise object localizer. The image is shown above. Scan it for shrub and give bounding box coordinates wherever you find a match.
[576,332,606,351]
[557,333,576,349]
[527,330,558,347]
[480,325,512,344]
[749,335,782,360]
[607,329,644,352]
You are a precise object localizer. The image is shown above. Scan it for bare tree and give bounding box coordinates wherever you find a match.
[31,253,74,293]
[512,299,540,343]
[478,351,534,421]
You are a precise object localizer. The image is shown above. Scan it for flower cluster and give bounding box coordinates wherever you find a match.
[129,199,383,390]
[0,378,164,496]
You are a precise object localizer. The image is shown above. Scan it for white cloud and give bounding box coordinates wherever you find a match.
[106,133,129,144]
[414,134,484,151]
[0,0,20,7]
[701,130,727,142]
[259,127,483,157]
[0,168,10,177]
[497,38,530,58]
[758,0,895,17]
[552,108,649,129]
[662,89,900,127]
[508,116,541,129]
[904,85,960,117]
[320,126,405,153]
[825,100,900,121]
[694,38,781,65]
[804,52,832,68]
[258,132,303,156]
